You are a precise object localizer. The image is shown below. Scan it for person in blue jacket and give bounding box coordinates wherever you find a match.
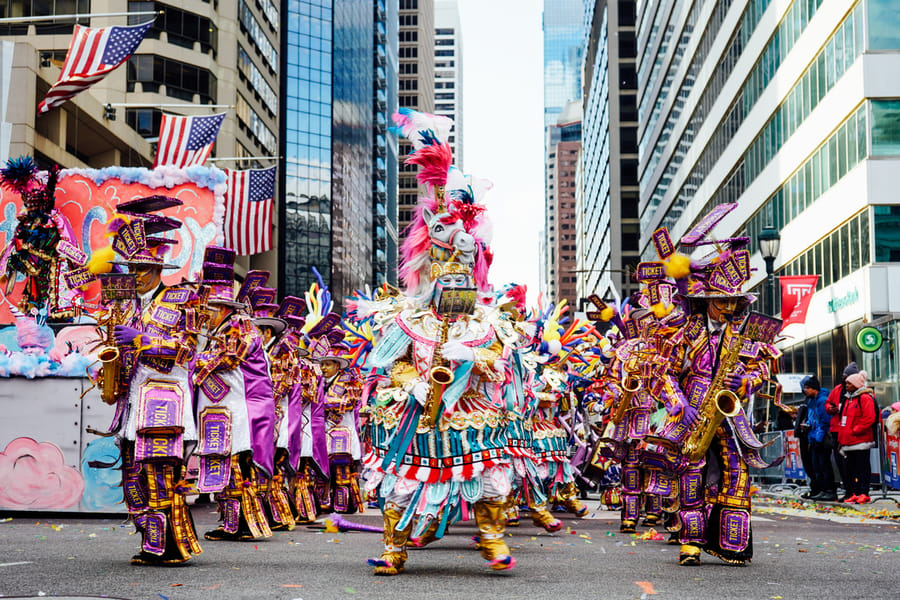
[801,375,836,501]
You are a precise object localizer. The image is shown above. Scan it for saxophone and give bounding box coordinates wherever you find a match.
[83,273,136,407]
[682,329,744,461]
[422,316,453,428]
[96,302,124,405]
[611,356,642,426]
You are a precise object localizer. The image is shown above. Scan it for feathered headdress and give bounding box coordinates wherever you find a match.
[393,109,494,295]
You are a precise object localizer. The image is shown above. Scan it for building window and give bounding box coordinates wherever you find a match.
[399,47,418,58]
[400,14,418,26]
[237,44,277,115]
[238,0,277,72]
[399,0,417,9]
[871,100,900,156]
[129,2,217,54]
[399,79,418,90]
[400,30,418,42]
[125,108,163,137]
[127,54,217,104]
[399,63,418,74]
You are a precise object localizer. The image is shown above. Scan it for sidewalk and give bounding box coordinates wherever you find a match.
[753,487,900,523]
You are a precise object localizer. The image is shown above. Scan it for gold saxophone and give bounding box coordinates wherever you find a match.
[682,331,744,461]
[611,357,642,426]
[96,302,124,406]
[83,273,136,407]
[422,316,453,428]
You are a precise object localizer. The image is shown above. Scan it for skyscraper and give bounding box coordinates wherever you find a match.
[434,0,463,169]
[543,0,583,128]
[577,0,638,305]
[373,0,400,286]
[546,101,581,309]
[397,0,435,236]
[636,1,900,398]
[541,0,584,301]
[281,0,382,304]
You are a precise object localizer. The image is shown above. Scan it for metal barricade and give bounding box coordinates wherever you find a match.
[749,430,786,486]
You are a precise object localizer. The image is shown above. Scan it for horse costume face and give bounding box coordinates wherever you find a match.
[422,206,476,267]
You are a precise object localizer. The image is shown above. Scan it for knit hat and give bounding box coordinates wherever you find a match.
[842,361,859,378]
[801,375,820,391]
[845,370,868,390]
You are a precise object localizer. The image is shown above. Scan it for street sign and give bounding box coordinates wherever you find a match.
[856,326,883,352]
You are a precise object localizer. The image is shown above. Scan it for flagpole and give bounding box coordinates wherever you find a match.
[109,103,234,109]
[0,11,161,24]
[208,156,282,162]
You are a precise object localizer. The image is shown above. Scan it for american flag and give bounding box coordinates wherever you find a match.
[153,113,226,168]
[224,166,277,255]
[37,21,153,115]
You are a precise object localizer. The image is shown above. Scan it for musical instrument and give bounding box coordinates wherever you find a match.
[419,287,477,429]
[422,316,453,428]
[682,329,744,461]
[611,357,642,426]
[84,273,137,406]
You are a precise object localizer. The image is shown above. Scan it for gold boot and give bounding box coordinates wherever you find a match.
[679,543,702,566]
[559,482,588,517]
[529,502,563,532]
[368,504,413,575]
[408,516,441,548]
[505,499,520,527]
[474,500,516,571]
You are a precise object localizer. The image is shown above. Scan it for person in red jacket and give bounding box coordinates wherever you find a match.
[837,370,878,504]
[825,362,857,500]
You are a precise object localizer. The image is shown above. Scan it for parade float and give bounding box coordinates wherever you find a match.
[0,160,224,513]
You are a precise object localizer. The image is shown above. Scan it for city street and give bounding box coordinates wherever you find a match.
[1,498,897,600]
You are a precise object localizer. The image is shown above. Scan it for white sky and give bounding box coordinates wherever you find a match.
[455,0,545,301]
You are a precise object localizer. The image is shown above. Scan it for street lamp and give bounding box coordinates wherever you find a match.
[758,224,781,315]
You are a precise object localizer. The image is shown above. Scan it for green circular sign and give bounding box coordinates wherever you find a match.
[856,327,883,352]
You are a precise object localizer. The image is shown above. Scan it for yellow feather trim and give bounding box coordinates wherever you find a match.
[87,245,116,276]
[600,306,615,321]
[663,253,691,279]
[650,302,673,318]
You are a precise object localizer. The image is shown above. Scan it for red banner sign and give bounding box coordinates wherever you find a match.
[779,275,818,329]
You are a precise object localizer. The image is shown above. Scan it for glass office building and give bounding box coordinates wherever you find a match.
[281,0,383,303]
[636,0,900,403]
[543,0,584,128]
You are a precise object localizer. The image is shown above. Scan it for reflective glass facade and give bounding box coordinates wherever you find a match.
[543,0,584,127]
[374,0,400,286]
[282,0,335,298]
[281,0,378,303]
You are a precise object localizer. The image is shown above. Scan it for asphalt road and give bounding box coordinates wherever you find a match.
[1,500,897,600]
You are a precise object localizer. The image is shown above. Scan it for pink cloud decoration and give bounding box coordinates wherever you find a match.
[0,437,85,509]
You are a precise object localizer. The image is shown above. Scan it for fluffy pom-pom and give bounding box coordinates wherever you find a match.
[650,302,673,318]
[0,156,37,191]
[87,246,116,276]
[600,306,615,322]
[663,253,692,279]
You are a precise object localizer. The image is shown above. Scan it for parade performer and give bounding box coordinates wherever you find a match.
[245,278,296,531]
[640,212,783,566]
[309,332,365,514]
[494,285,562,533]
[193,246,277,542]
[269,294,331,523]
[361,109,515,574]
[593,284,686,534]
[93,196,203,566]
[0,156,84,318]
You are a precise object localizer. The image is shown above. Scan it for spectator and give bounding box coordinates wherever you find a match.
[825,362,858,499]
[800,375,835,501]
[837,370,878,504]
[794,391,813,497]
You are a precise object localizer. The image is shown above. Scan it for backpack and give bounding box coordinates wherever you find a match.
[870,393,883,447]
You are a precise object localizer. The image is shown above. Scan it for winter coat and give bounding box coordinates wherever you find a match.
[808,387,831,443]
[825,385,845,432]
[836,388,877,447]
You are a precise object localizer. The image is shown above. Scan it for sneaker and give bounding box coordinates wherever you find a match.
[800,491,818,500]
[842,495,860,503]
[854,494,871,504]
[813,492,837,502]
